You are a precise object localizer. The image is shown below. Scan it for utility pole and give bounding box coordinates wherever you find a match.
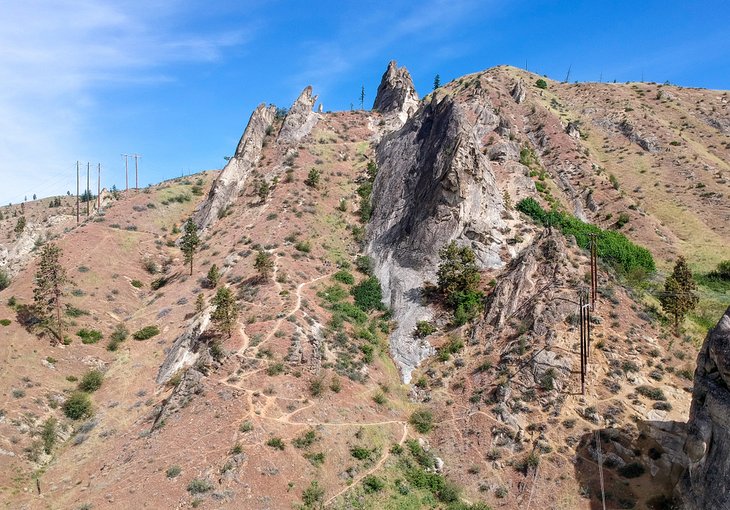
[589,233,598,311]
[131,154,141,189]
[86,162,90,217]
[122,154,130,191]
[579,292,585,395]
[97,164,101,210]
[76,162,80,224]
[564,64,571,83]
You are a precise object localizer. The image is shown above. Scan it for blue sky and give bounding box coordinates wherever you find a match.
[1,0,728,204]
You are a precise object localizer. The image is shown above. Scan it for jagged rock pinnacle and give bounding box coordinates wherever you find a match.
[372,60,419,119]
[278,85,319,143]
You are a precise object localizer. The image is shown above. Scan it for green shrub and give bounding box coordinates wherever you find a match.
[362,475,385,493]
[637,385,666,401]
[351,277,384,311]
[516,198,655,275]
[293,429,318,449]
[76,328,102,344]
[0,269,9,291]
[415,320,436,338]
[63,392,93,420]
[409,409,434,433]
[266,437,285,450]
[131,279,144,288]
[332,270,355,285]
[78,370,104,392]
[355,255,374,275]
[166,465,181,478]
[132,325,160,340]
[535,79,548,89]
[187,478,213,494]
[41,417,57,453]
[302,480,325,508]
[295,240,311,253]
[0,319,10,326]
[304,168,320,188]
[350,446,372,460]
[107,323,129,351]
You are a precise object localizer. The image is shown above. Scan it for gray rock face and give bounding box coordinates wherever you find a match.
[367,94,505,382]
[618,119,661,153]
[278,86,319,143]
[156,311,211,384]
[677,306,730,509]
[372,60,419,124]
[511,80,526,104]
[193,103,276,230]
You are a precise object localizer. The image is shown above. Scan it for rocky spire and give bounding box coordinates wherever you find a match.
[193,103,276,230]
[677,306,730,509]
[372,60,419,119]
[278,86,319,143]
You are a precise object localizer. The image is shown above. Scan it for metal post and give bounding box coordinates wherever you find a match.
[97,164,101,210]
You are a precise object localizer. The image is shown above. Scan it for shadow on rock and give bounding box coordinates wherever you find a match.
[573,420,686,509]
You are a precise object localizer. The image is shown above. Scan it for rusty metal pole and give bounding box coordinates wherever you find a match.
[579,293,585,395]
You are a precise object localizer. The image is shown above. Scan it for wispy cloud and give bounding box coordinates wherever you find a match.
[290,0,485,100]
[0,0,251,203]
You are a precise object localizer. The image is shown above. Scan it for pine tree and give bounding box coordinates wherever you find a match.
[195,293,206,313]
[254,250,274,281]
[180,218,201,276]
[33,243,68,344]
[257,180,270,202]
[436,241,484,325]
[660,255,699,332]
[207,264,221,288]
[360,86,365,110]
[433,74,441,90]
[211,287,238,338]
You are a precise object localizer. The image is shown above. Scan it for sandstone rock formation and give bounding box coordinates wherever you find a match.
[368,94,505,381]
[678,306,730,509]
[193,103,276,229]
[278,86,319,143]
[372,60,419,126]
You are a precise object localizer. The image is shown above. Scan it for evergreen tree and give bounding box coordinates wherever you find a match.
[14,216,26,235]
[254,250,274,281]
[360,85,365,110]
[305,168,320,188]
[660,256,699,332]
[257,180,270,202]
[211,287,238,338]
[33,243,68,344]
[195,293,206,313]
[207,264,221,288]
[180,218,201,276]
[433,74,441,90]
[436,241,484,325]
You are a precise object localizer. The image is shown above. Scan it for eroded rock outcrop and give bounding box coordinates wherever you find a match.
[372,60,419,126]
[511,79,526,104]
[677,306,730,509]
[368,94,505,382]
[193,103,276,229]
[618,119,661,153]
[278,86,319,143]
[156,311,211,384]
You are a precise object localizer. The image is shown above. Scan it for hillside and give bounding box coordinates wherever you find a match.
[0,62,728,510]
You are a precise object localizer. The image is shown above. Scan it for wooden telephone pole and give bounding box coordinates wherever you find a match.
[122,154,130,191]
[131,154,141,189]
[86,163,90,217]
[76,161,80,224]
[97,164,101,210]
[589,233,598,311]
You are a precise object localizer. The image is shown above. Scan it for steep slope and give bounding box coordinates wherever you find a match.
[0,62,728,510]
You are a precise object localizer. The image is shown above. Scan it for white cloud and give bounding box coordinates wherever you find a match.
[0,0,249,203]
